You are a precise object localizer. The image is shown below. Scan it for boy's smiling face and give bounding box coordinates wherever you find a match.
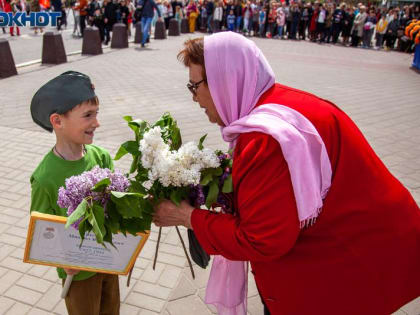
[52,101,100,145]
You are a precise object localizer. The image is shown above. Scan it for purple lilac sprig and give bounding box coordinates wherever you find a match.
[57,166,130,229]
[188,184,205,207]
[189,152,233,212]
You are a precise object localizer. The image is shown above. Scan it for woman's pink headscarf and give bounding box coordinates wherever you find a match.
[204,32,275,132]
[203,32,332,315]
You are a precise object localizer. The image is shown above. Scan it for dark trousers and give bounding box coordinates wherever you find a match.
[98,25,105,41]
[385,33,396,49]
[299,20,308,39]
[104,24,112,44]
[376,33,384,48]
[290,21,298,39]
[286,20,291,37]
[351,33,360,47]
[323,25,332,43]
[56,10,66,30]
[332,23,341,43]
[80,15,87,36]
[315,22,324,41]
[164,17,170,30]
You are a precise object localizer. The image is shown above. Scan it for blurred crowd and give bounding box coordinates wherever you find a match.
[1,0,419,52]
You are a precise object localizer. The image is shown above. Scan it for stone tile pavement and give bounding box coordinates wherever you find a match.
[0,34,419,314]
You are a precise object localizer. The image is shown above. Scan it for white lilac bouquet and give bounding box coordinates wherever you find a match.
[58,166,152,247]
[115,113,233,276]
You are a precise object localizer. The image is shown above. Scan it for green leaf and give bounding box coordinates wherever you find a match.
[78,211,92,247]
[65,198,88,228]
[87,205,105,244]
[200,172,213,186]
[92,204,106,235]
[85,216,93,234]
[198,134,207,150]
[222,174,233,193]
[200,167,223,186]
[114,145,128,161]
[114,141,140,160]
[91,178,111,192]
[122,141,140,155]
[129,180,147,194]
[170,189,186,206]
[103,224,117,249]
[205,180,219,209]
[120,218,142,235]
[123,116,133,122]
[106,202,121,234]
[170,127,182,150]
[78,218,87,241]
[111,191,143,218]
[128,119,148,134]
[139,198,154,215]
[153,112,173,128]
[130,155,139,174]
[121,215,152,235]
[228,159,233,168]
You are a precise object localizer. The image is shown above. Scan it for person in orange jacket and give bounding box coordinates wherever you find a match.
[407,20,420,70]
[74,0,88,36]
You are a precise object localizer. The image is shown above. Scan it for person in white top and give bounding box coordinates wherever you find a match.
[213,1,223,32]
[72,2,81,36]
[316,4,327,41]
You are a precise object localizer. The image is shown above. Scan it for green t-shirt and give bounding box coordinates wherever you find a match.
[30,144,114,281]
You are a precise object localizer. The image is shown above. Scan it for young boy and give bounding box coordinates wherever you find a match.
[227,9,236,32]
[30,71,120,315]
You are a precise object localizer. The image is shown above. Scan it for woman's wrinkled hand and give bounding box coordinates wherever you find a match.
[153,200,194,229]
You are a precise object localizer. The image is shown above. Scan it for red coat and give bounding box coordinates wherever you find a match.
[0,0,12,12]
[191,83,420,315]
[309,8,318,32]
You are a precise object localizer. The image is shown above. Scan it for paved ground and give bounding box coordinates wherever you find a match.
[0,31,419,315]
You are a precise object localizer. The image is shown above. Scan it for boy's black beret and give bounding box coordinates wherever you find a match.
[30,71,96,132]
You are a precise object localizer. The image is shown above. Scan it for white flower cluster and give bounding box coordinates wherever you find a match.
[139,126,220,188]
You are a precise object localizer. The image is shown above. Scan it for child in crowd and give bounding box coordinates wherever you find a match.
[227,9,235,31]
[375,13,388,49]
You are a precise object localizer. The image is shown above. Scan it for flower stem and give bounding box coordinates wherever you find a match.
[175,226,195,279]
[126,266,134,287]
[153,227,162,270]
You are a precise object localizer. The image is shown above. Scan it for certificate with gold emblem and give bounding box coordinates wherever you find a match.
[23,211,149,275]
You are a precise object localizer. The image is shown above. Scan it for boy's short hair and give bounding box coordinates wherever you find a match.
[30,71,97,132]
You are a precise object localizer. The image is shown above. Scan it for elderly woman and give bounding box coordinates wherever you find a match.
[351,5,367,47]
[153,32,420,315]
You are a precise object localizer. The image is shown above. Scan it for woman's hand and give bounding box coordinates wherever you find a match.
[153,200,194,229]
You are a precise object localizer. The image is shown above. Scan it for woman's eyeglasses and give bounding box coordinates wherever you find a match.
[187,79,205,96]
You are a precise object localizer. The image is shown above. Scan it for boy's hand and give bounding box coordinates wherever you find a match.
[64,268,80,276]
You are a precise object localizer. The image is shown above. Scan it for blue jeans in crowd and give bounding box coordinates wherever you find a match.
[259,23,264,37]
[236,16,242,32]
[277,25,284,37]
[141,17,153,45]
[207,14,213,32]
